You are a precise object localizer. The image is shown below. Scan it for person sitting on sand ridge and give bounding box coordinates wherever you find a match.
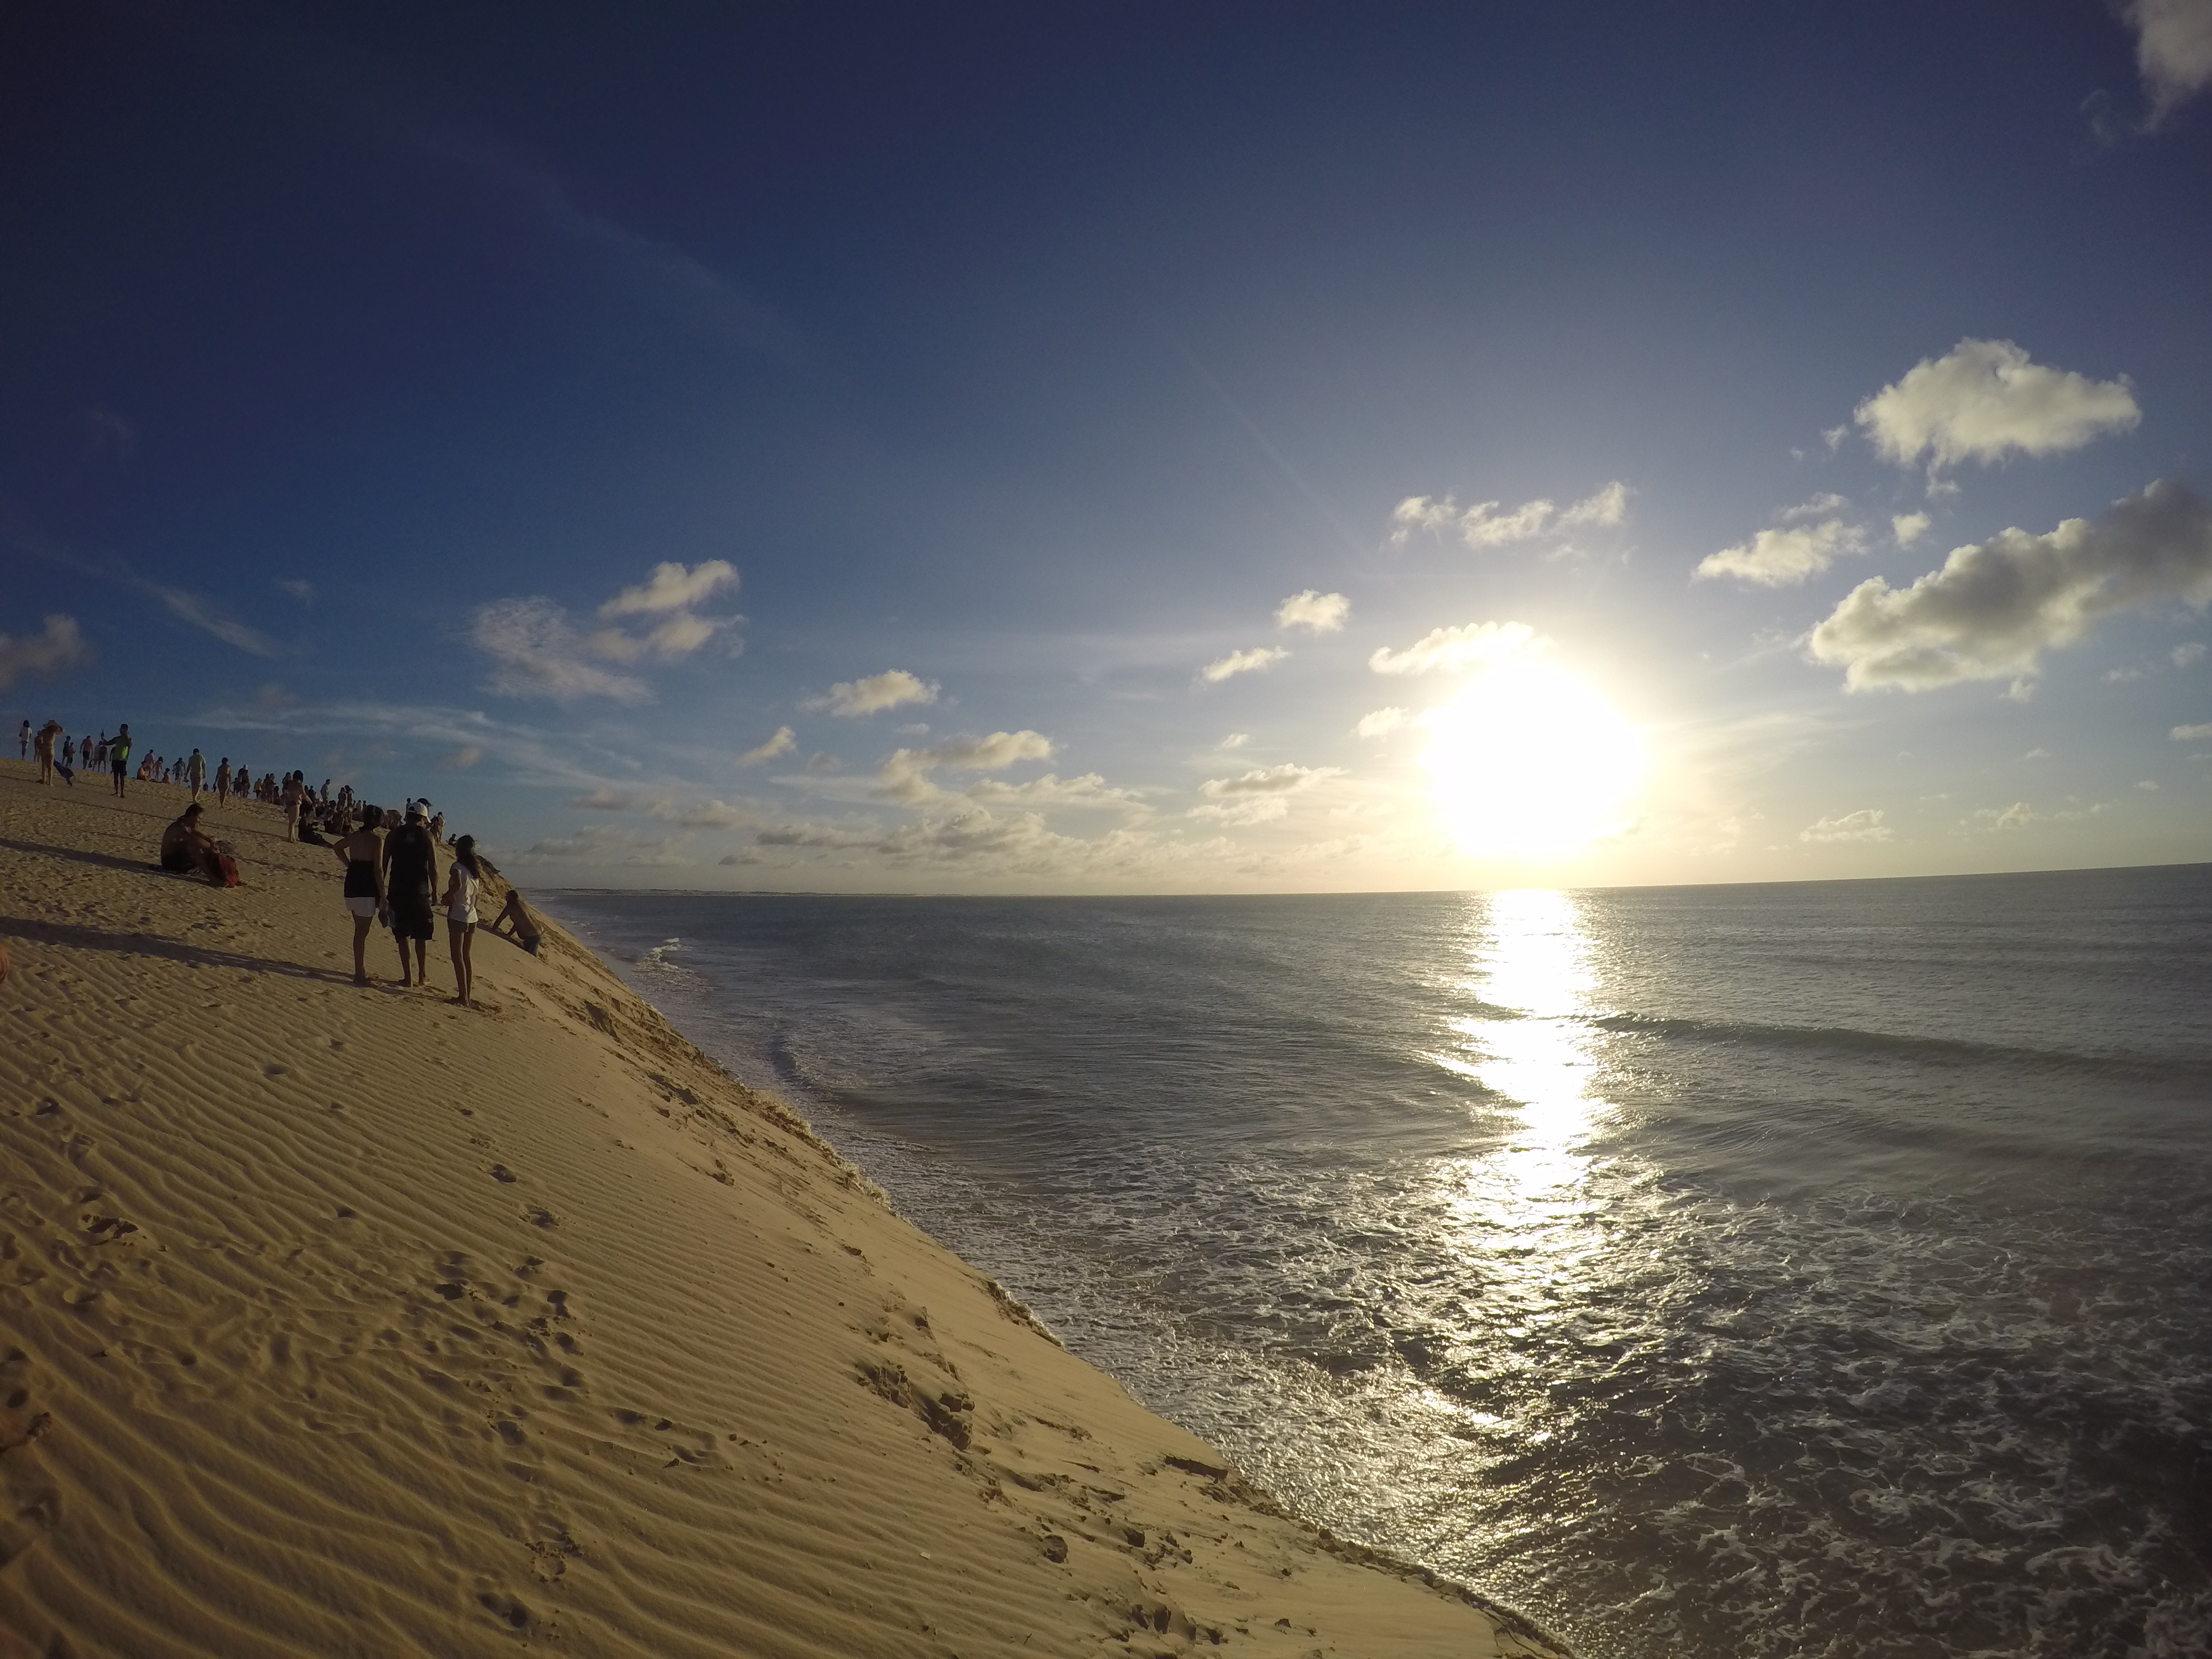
[487,887,545,956]
[159,804,223,881]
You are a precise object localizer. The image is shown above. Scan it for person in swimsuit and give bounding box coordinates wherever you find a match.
[381,803,439,989]
[441,834,483,1008]
[332,804,385,986]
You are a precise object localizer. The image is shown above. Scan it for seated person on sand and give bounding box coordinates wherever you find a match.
[159,804,223,880]
[487,888,544,955]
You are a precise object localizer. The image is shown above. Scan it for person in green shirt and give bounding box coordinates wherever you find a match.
[108,724,132,797]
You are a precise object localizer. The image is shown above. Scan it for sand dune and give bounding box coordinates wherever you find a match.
[0,763,1568,1658]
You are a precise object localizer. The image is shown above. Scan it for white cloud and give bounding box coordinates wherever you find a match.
[2174,641,2207,666]
[2138,779,2162,791]
[1562,481,1631,528]
[278,578,316,604]
[1369,620,1538,676]
[654,797,750,828]
[440,745,484,770]
[598,559,739,617]
[1390,483,1628,550]
[1781,493,1849,522]
[0,613,93,688]
[2172,721,2212,740]
[1219,732,1250,749]
[919,730,1055,770]
[1189,762,1342,824]
[1696,519,1867,587]
[1355,706,1408,737]
[739,726,796,765]
[1854,339,2140,471]
[2128,0,2212,124]
[1201,646,1289,683]
[573,787,633,810]
[1970,802,2038,831]
[969,773,1148,809]
[1893,513,1932,547]
[1799,808,1892,844]
[2025,747,2052,759]
[473,596,652,703]
[1822,424,1849,451]
[1275,589,1350,633]
[1807,480,2212,691]
[810,669,940,716]
[1462,498,1556,545]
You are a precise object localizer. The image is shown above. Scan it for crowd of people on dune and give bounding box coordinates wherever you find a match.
[17,714,545,1008]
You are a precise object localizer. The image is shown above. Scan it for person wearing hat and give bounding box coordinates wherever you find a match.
[380,801,440,989]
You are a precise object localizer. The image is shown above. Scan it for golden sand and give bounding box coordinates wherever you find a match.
[0,763,1569,1658]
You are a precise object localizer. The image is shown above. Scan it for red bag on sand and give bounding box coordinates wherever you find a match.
[210,849,239,887]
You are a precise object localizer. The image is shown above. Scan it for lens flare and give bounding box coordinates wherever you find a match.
[1421,658,1645,859]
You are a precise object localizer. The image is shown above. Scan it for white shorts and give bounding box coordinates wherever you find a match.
[448,909,476,927]
[346,897,378,918]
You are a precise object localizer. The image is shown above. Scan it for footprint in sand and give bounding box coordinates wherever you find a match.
[489,1165,519,1184]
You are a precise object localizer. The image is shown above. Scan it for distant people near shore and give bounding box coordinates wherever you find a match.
[442,834,482,1008]
[333,802,386,986]
[33,720,59,785]
[382,802,439,989]
[109,724,131,796]
[488,888,544,956]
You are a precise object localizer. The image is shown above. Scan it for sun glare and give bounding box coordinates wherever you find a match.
[1421,658,1646,859]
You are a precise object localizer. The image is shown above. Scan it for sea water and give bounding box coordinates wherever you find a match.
[540,868,2212,1659]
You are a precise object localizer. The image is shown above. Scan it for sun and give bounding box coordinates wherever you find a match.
[1421,657,1646,859]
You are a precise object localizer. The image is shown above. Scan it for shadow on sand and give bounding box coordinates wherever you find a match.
[0,917,352,985]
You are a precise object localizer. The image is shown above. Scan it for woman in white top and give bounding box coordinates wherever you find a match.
[441,834,483,1008]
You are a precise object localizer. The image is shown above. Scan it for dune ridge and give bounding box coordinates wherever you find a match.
[0,763,1569,1658]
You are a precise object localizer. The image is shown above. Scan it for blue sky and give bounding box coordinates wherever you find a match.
[6,1,2211,891]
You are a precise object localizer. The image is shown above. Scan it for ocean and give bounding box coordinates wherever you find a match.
[539,867,2212,1659]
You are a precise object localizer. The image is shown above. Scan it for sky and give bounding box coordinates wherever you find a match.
[6,0,2212,893]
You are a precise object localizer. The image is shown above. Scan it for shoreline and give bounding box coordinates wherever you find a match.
[0,761,1572,1658]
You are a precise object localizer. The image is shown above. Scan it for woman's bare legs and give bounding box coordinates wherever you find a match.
[447,920,474,1006]
[351,914,377,985]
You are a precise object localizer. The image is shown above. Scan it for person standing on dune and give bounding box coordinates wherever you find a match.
[108,724,131,796]
[186,748,206,801]
[332,802,385,986]
[15,719,26,760]
[382,803,439,989]
[33,721,60,785]
[214,757,231,805]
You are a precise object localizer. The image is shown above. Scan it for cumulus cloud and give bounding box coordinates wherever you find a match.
[1781,493,1849,522]
[1201,646,1289,683]
[1390,483,1629,550]
[1854,340,2140,472]
[1893,512,1932,547]
[1188,762,1342,825]
[1696,519,1867,587]
[874,731,1058,806]
[598,559,738,617]
[474,596,652,703]
[0,614,92,688]
[739,726,796,765]
[810,669,940,716]
[1355,706,1408,737]
[2172,721,2212,740]
[1807,479,2212,691]
[1275,589,1350,633]
[2128,0,2212,124]
[1219,732,1250,749]
[1970,802,2038,832]
[1369,620,1538,675]
[1562,481,1631,528]
[1799,808,1892,843]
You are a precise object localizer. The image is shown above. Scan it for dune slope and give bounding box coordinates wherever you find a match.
[0,765,1568,1658]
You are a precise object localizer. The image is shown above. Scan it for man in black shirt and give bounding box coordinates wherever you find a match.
[381,804,440,988]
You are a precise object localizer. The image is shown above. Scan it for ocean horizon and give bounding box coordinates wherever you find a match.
[542,864,2212,1659]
